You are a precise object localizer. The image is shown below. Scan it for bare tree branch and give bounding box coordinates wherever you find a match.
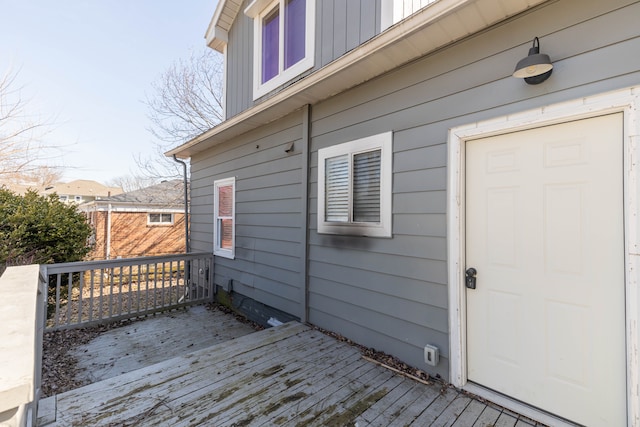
[140,48,224,180]
[0,67,62,186]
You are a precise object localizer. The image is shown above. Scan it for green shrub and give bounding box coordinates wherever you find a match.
[0,188,93,274]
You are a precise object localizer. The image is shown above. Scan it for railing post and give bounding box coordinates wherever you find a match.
[31,267,46,426]
[0,265,45,427]
[209,254,215,303]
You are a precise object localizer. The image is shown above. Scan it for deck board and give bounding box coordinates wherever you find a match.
[431,395,472,427]
[384,385,442,426]
[355,377,418,425]
[253,354,375,426]
[39,307,549,426]
[364,380,433,426]
[70,305,257,383]
[472,405,502,426]
[452,399,487,426]
[494,412,520,427]
[404,386,459,425]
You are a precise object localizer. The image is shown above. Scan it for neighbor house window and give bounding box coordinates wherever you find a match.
[245,0,315,99]
[214,177,235,258]
[74,195,83,203]
[59,195,69,202]
[317,132,393,237]
[148,213,174,225]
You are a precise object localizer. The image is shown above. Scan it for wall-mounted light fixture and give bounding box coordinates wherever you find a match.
[513,37,553,85]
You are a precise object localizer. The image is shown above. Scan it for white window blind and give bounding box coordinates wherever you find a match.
[214,177,235,258]
[318,132,392,237]
[217,185,233,250]
[325,154,349,222]
[353,150,381,222]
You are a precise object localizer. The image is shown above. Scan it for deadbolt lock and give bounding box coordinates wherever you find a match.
[465,267,477,289]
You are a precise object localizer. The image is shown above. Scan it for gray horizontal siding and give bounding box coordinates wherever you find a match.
[307,0,640,379]
[190,0,640,382]
[392,214,446,237]
[311,277,448,335]
[308,293,450,369]
[225,0,383,118]
[308,233,447,262]
[308,243,447,287]
[308,261,448,308]
[190,111,305,319]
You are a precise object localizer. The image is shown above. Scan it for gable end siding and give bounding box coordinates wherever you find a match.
[225,0,383,119]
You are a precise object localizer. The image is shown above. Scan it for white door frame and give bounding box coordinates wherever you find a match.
[447,87,640,426]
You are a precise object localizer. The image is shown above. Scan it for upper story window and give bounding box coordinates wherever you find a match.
[74,195,83,203]
[317,132,393,237]
[381,0,440,30]
[245,0,315,99]
[59,195,69,202]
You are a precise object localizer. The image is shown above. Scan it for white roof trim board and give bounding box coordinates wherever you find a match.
[175,0,547,159]
[205,0,244,52]
[78,201,183,213]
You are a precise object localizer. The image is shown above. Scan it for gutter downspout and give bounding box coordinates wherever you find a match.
[173,155,190,253]
[173,155,193,302]
[300,105,310,323]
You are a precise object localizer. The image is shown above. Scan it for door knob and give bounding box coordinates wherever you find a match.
[465,268,477,289]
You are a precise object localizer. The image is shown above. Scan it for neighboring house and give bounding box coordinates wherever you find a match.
[43,179,123,204]
[168,0,640,425]
[0,179,123,202]
[0,182,35,195]
[79,180,186,260]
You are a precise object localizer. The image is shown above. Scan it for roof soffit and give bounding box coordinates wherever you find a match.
[174,0,549,158]
[206,0,243,52]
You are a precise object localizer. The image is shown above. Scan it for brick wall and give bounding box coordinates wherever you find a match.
[87,211,186,260]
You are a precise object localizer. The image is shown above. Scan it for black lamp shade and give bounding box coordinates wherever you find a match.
[513,38,553,84]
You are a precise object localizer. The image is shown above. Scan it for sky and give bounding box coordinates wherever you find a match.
[0,1,219,185]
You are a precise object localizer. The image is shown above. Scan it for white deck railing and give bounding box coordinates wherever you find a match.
[44,253,214,331]
[0,265,46,427]
[0,253,214,426]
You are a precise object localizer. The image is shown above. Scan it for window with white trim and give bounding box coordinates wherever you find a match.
[381,0,441,30]
[245,0,315,99]
[317,132,393,237]
[214,177,235,258]
[148,213,173,225]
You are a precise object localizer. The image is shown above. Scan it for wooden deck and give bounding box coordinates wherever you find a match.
[68,305,257,384]
[38,309,545,426]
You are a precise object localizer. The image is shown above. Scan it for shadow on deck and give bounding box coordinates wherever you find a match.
[38,306,544,427]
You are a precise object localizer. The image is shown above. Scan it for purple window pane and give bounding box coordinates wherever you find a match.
[262,8,279,83]
[284,0,305,69]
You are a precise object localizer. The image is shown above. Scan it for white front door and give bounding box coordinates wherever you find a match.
[465,113,626,426]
